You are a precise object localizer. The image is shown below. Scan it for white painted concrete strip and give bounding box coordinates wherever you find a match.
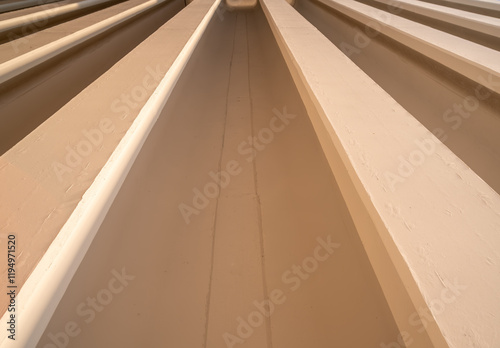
[0,0,220,346]
[374,0,500,37]
[261,0,500,346]
[0,0,63,13]
[316,0,500,94]
[0,0,116,35]
[0,0,170,85]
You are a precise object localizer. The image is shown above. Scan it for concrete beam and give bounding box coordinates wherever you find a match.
[260,0,500,346]
[0,0,119,36]
[372,0,500,37]
[0,0,63,14]
[435,0,500,13]
[0,0,174,85]
[314,0,500,94]
[0,0,220,345]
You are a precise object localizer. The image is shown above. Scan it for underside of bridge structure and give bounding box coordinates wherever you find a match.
[0,0,499,347]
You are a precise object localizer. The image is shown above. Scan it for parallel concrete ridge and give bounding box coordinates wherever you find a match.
[261,0,500,346]
[373,0,500,37]
[0,0,219,345]
[0,0,63,13]
[0,0,173,84]
[0,0,498,346]
[438,0,500,12]
[0,0,117,36]
[315,0,500,95]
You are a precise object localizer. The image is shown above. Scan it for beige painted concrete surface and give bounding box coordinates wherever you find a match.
[0,0,67,17]
[262,0,500,346]
[0,0,119,36]
[0,0,196,316]
[436,0,500,12]
[372,0,500,37]
[38,8,400,348]
[0,0,146,63]
[312,0,500,95]
[0,0,498,346]
[295,0,500,198]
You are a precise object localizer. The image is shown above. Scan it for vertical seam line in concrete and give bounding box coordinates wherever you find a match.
[202,12,238,348]
[246,11,273,348]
